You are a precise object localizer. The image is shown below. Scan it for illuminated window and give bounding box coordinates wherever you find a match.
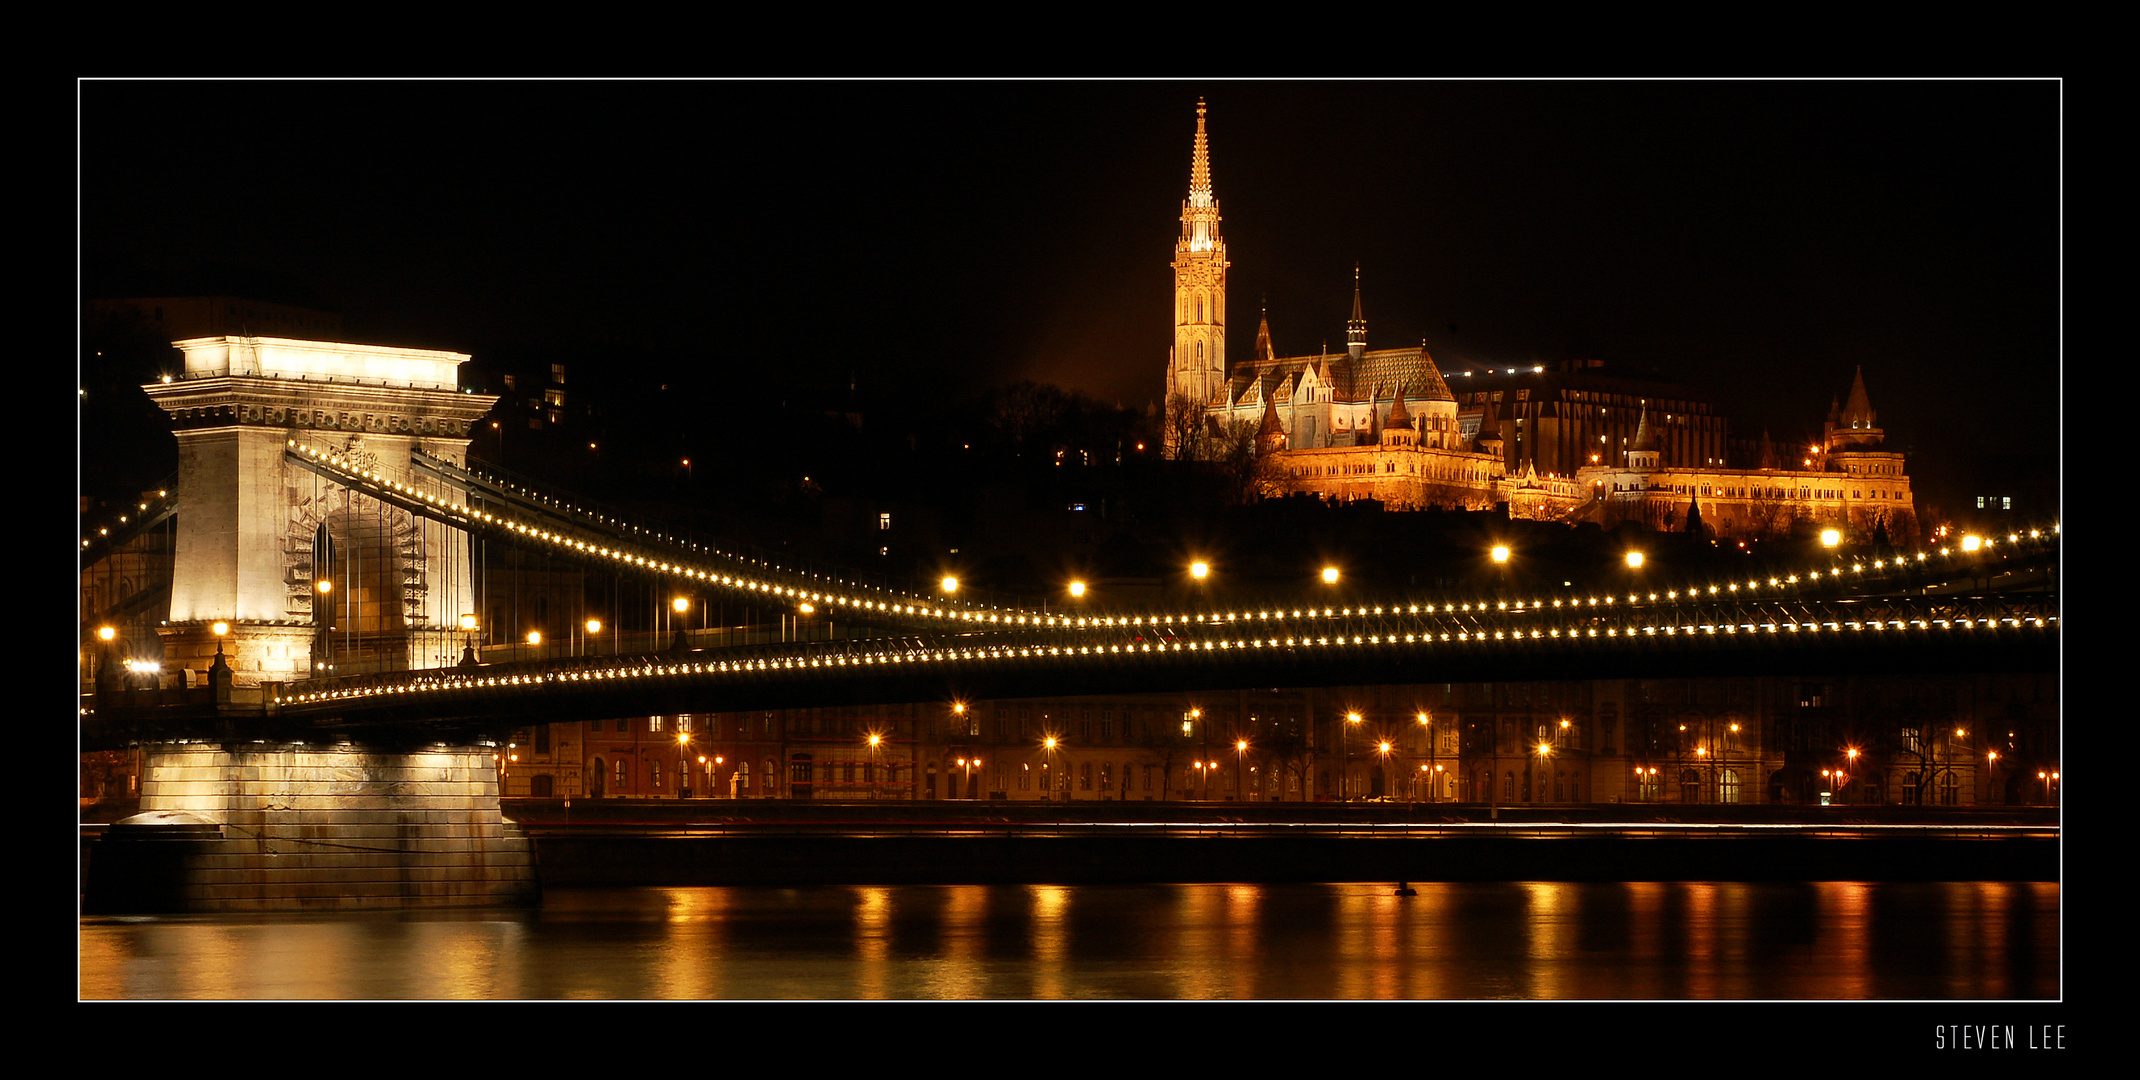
[879,513,891,530]
[649,716,662,733]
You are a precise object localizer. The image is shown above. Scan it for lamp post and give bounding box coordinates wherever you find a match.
[459,614,479,667]
[1235,738,1250,803]
[1724,721,1740,804]
[676,731,693,799]
[315,578,335,674]
[867,731,884,801]
[1343,711,1362,802]
[671,596,691,651]
[1535,739,1553,805]
[584,618,602,658]
[1418,712,1436,802]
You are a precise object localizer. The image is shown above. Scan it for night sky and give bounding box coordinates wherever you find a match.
[80,79,2060,510]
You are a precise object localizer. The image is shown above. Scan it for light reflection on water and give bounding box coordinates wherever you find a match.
[79,881,2056,1001]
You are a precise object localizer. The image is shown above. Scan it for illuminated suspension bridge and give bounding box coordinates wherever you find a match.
[81,437,2059,744]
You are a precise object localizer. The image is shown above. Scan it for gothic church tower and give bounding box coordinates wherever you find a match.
[1166,100,1229,455]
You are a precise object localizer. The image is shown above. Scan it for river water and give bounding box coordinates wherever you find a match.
[79,880,2057,1000]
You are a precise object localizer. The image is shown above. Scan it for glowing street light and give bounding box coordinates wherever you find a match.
[1321,566,1340,585]
[940,576,959,594]
[1189,561,1210,580]
[1068,580,1087,598]
[1821,528,1842,548]
[1625,551,1645,569]
[1491,544,1511,564]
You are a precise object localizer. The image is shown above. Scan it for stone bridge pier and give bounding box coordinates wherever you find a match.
[88,741,537,911]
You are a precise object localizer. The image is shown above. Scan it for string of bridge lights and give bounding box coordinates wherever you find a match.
[295,437,2060,633]
[277,600,2055,709]
[78,488,173,549]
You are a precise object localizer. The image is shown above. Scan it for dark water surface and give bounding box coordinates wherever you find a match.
[80,881,2057,1000]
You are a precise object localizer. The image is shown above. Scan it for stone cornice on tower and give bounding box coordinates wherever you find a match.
[173,336,471,390]
[146,337,498,438]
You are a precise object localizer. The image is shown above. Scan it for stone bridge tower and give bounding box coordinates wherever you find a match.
[144,336,499,686]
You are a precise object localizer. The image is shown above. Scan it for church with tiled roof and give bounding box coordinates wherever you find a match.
[1161,102,1916,542]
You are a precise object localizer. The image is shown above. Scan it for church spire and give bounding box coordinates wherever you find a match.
[1181,98,1221,253]
[1165,99,1230,457]
[1346,264,1367,361]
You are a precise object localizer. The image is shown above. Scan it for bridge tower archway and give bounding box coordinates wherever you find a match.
[143,337,497,687]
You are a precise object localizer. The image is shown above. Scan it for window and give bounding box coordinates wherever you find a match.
[651,760,662,787]
[615,760,626,786]
[879,512,891,530]
[1080,762,1093,790]
[649,716,663,733]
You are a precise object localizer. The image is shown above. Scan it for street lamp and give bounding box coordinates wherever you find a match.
[459,614,479,667]
[866,731,884,801]
[1321,566,1340,585]
[1535,740,1553,804]
[1189,561,1210,581]
[315,578,335,673]
[940,576,959,595]
[585,617,602,657]
[671,596,691,650]
[1068,580,1087,599]
[1342,711,1363,801]
[676,731,693,799]
[1418,712,1438,802]
[1235,738,1250,802]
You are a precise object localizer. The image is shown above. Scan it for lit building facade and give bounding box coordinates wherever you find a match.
[1165,103,1918,544]
[494,671,2053,809]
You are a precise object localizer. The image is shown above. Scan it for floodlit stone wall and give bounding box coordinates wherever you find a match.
[125,742,537,910]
